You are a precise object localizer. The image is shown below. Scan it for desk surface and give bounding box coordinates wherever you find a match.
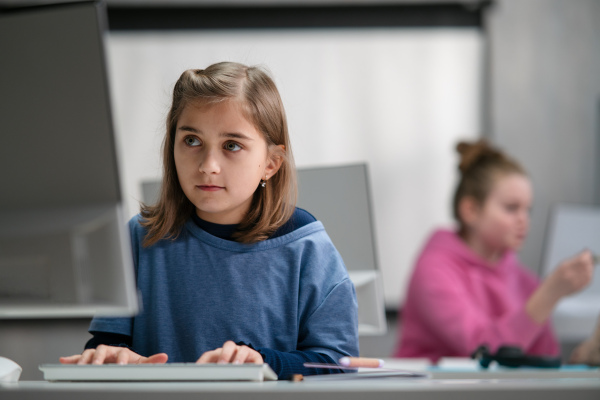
[3,373,600,400]
[2,360,600,400]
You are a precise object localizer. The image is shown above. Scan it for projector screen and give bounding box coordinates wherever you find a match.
[106,27,482,308]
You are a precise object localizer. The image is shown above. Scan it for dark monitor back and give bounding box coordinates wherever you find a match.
[0,1,138,318]
[0,1,120,209]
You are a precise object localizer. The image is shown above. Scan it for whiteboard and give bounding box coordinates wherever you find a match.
[106,28,482,307]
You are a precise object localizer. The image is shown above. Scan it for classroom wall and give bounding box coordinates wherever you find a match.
[485,0,600,277]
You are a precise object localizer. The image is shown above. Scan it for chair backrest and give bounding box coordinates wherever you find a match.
[297,163,386,335]
[141,163,388,335]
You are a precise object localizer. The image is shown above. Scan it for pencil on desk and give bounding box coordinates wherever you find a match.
[339,357,385,368]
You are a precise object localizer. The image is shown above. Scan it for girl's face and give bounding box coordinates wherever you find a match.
[174,100,281,225]
[465,173,532,255]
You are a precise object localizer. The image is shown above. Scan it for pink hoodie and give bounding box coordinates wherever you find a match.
[393,229,560,362]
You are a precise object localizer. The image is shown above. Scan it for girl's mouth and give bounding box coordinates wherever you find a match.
[198,185,223,192]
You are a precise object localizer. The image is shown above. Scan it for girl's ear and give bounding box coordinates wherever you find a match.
[264,144,285,180]
[459,196,480,228]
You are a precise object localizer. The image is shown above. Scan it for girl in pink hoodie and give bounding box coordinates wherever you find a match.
[394,140,595,363]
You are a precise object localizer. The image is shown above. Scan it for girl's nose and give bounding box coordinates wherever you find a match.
[198,149,220,174]
[519,210,530,227]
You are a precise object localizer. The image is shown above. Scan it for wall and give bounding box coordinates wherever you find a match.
[485,0,600,276]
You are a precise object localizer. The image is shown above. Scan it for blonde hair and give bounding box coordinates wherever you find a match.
[140,62,297,246]
[452,139,526,231]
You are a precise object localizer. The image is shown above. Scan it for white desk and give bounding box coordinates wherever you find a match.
[2,374,600,400]
[2,359,600,399]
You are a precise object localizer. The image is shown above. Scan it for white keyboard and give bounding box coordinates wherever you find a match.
[39,363,277,382]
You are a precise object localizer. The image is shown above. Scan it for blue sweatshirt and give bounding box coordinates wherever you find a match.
[88,208,359,379]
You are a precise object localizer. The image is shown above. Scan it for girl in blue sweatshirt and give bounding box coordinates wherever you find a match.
[60,61,359,379]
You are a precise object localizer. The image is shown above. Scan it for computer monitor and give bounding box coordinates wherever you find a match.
[141,163,388,335]
[296,163,387,335]
[541,203,600,342]
[0,1,138,318]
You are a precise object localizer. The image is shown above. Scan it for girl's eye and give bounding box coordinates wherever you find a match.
[184,136,201,146]
[225,142,242,152]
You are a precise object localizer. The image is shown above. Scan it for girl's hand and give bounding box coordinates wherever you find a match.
[569,314,600,366]
[527,250,594,323]
[569,338,600,366]
[196,341,263,365]
[546,250,594,298]
[59,345,168,365]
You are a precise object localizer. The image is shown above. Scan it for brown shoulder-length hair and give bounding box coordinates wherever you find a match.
[452,139,526,234]
[140,62,297,246]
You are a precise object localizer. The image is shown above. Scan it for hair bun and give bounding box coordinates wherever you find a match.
[456,139,503,174]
